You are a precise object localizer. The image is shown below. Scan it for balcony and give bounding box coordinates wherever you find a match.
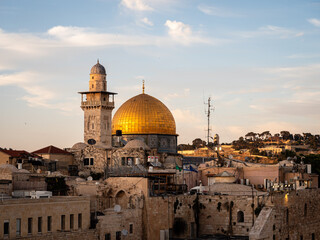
[81,101,114,108]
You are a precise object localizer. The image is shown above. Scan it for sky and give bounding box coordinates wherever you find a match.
[0,0,319,151]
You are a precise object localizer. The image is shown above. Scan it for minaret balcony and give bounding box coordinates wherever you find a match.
[81,101,114,108]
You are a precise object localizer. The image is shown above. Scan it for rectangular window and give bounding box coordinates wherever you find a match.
[38,217,42,233]
[116,231,121,240]
[16,218,21,236]
[4,220,9,235]
[61,215,65,231]
[121,157,126,166]
[47,216,52,232]
[78,214,82,229]
[129,224,133,234]
[90,158,94,165]
[105,233,111,240]
[84,158,89,166]
[28,218,32,234]
[70,214,74,230]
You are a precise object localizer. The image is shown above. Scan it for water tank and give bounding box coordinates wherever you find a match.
[246,179,250,185]
[307,164,312,174]
[17,163,22,170]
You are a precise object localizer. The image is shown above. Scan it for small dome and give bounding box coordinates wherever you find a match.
[71,142,87,150]
[0,164,19,173]
[123,139,151,150]
[90,60,106,75]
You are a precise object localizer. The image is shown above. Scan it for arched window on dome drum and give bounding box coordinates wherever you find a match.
[92,76,94,79]
[237,211,244,223]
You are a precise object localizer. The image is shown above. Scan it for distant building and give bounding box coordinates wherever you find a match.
[32,145,74,174]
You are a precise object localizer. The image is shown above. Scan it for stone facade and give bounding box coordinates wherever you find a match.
[70,144,110,174]
[0,196,90,239]
[83,103,113,147]
[250,189,320,240]
[118,134,177,153]
[97,208,143,240]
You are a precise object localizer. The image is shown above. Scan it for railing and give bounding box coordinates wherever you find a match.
[81,101,114,108]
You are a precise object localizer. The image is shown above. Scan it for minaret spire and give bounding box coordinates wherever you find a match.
[142,80,145,94]
[97,58,99,64]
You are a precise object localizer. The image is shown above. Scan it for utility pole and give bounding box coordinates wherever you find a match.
[204,97,214,147]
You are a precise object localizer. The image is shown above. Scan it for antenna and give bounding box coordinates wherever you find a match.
[204,97,214,147]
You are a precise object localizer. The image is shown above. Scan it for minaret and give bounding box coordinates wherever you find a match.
[79,60,117,148]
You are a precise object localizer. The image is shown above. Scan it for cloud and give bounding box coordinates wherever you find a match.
[240,25,304,39]
[164,20,211,45]
[140,17,154,26]
[247,64,320,118]
[47,26,155,47]
[121,0,153,11]
[0,24,218,58]
[0,71,77,113]
[308,18,320,27]
[198,5,241,17]
[164,88,190,100]
[286,53,320,59]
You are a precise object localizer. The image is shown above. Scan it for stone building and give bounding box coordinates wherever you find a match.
[0,148,41,169]
[0,196,91,239]
[32,145,74,174]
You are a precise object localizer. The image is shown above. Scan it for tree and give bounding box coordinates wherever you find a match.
[192,138,206,148]
[280,131,291,140]
[260,131,271,140]
[245,132,257,142]
[294,134,303,141]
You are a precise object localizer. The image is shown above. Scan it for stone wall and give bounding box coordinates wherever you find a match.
[17,229,98,240]
[97,208,143,240]
[143,193,265,240]
[0,196,90,239]
[250,189,320,240]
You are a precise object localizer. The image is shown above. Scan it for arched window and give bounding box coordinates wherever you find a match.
[237,211,244,222]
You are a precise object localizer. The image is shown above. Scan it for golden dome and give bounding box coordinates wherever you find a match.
[112,93,176,135]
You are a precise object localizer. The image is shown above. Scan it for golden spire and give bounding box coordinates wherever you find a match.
[142,80,145,94]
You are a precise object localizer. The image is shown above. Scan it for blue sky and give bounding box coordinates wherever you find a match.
[0,0,319,151]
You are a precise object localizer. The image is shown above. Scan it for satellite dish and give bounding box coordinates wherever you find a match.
[121,229,128,236]
[87,139,96,145]
[114,205,121,212]
[228,155,233,159]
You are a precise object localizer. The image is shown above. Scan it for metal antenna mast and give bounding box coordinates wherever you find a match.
[204,97,214,146]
